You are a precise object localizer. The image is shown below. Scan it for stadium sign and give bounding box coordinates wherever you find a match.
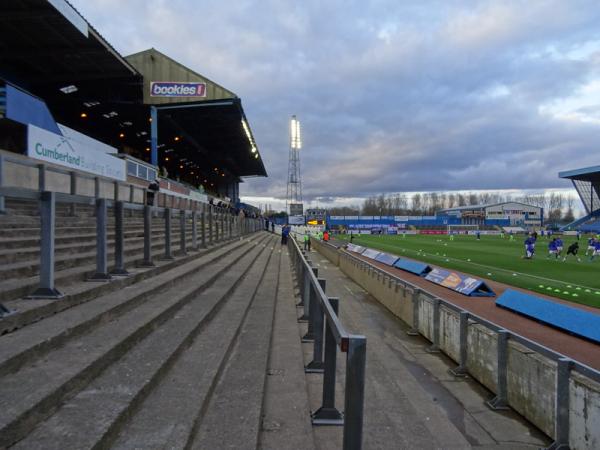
[289,215,305,225]
[150,82,207,97]
[27,124,126,181]
[289,203,303,216]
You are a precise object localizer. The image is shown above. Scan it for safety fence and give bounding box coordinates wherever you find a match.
[0,185,261,300]
[312,238,600,450]
[288,236,367,450]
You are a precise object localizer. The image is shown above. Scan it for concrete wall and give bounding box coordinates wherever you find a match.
[312,239,600,449]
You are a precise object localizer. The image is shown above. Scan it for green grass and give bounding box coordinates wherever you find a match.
[337,233,600,309]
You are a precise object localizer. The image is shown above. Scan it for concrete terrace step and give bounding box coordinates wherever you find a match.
[0,225,197,265]
[4,235,278,449]
[0,234,274,448]
[105,238,279,450]
[0,225,197,280]
[0,235,250,332]
[189,240,281,450]
[0,235,266,373]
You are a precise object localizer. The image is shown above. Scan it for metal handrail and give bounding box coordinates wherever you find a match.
[289,235,366,450]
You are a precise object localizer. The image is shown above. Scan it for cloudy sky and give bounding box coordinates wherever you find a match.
[71,0,600,210]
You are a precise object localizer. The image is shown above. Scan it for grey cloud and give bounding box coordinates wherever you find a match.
[72,0,600,203]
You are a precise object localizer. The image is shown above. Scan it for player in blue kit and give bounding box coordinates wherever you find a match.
[547,238,559,259]
[523,234,536,259]
[590,240,600,261]
[555,237,564,257]
[586,237,596,256]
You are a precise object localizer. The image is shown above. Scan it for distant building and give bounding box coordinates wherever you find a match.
[437,202,543,227]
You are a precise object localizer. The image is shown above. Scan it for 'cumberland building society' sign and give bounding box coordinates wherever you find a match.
[27,124,126,181]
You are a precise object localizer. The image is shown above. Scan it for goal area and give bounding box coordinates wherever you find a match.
[447,224,479,233]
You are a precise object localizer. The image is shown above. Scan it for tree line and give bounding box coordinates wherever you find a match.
[328,191,576,224]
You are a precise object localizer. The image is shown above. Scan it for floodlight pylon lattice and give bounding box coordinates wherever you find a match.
[286,115,303,214]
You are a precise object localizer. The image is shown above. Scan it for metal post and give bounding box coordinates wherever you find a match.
[110,201,129,276]
[302,267,318,342]
[0,154,4,214]
[140,205,155,267]
[88,198,111,281]
[180,209,187,255]
[343,335,367,450]
[449,311,469,377]
[37,163,46,192]
[94,176,100,198]
[163,208,173,260]
[69,171,77,216]
[426,298,440,353]
[407,288,420,335]
[208,205,214,244]
[27,191,63,298]
[150,105,158,166]
[312,297,343,425]
[305,278,326,373]
[192,210,198,250]
[297,260,311,318]
[201,204,207,247]
[486,329,510,410]
[547,358,572,450]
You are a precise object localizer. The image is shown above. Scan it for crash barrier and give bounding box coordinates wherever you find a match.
[0,185,262,301]
[312,238,600,450]
[497,289,600,344]
[289,236,367,450]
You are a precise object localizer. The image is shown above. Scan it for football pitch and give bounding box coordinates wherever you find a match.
[336,233,600,309]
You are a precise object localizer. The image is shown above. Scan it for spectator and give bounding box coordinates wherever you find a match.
[281,224,290,245]
[147,179,160,206]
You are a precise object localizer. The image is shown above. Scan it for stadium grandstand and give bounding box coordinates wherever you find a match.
[559,165,600,232]
[0,0,266,207]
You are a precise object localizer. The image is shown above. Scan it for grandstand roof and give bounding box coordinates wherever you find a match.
[0,0,266,189]
[559,165,600,182]
[559,166,600,215]
[438,201,540,213]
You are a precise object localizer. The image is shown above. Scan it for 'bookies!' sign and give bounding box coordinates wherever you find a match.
[150,81,207,97]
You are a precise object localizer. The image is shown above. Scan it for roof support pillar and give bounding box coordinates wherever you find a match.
[151,106,158,167]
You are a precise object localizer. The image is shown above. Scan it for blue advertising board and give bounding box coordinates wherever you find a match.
[346,244,367,254]
[425,268,494,296]
[362,248,381,260]
[392,259,432,277]
[496,290,600,343]
[374,252,400,266]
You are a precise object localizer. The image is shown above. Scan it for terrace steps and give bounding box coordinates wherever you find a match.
[0,233,291,449]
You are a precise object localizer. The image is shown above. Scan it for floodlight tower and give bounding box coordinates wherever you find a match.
[286,115,303,213]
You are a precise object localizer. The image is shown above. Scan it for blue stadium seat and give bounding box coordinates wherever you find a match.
[496,289,600,343]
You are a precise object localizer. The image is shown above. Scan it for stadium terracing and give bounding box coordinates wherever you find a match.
[559,165,600,231]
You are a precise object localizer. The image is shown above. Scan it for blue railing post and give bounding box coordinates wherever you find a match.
[312,297,344,425]
[27,191,63,298]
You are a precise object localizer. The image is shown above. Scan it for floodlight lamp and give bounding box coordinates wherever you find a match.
[60,85,78,94]
[290,116,302,149]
